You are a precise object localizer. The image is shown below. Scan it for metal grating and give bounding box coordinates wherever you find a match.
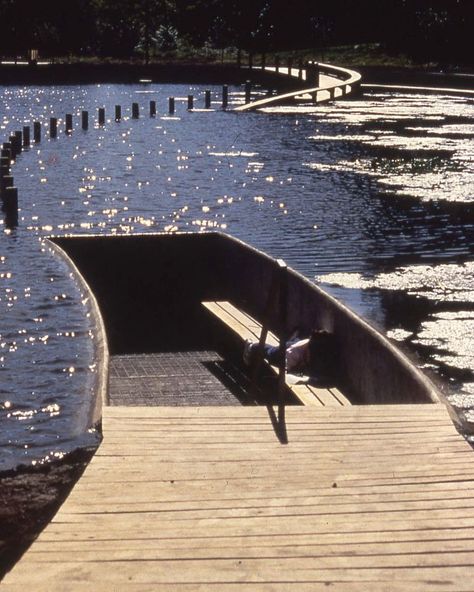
[108,351,255,406]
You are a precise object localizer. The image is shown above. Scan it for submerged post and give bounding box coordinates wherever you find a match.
[33,121,41,143]
[1,174,14,198]
[81,110,89,130]
[222,85,228,109]
[149,100,156,117]
[22,126,30,147]
[245,80,251,104]
[65,114,73,134]
[132,102,139,119]
[13,131,23,156]
[187,95,194,110]
[50,118,57,138]
[169,97,175,115]
[98,108,105,126]
[115,105,122,121]
[3,186,18,227]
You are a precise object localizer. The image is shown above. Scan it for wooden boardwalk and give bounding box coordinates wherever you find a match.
[3,404,474,591]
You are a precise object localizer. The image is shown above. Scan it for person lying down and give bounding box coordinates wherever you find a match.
[243,329,339,385]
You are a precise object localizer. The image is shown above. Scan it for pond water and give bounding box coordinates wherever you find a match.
[1,82,473,471]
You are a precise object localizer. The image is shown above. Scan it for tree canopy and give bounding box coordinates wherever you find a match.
[0,0,471,65]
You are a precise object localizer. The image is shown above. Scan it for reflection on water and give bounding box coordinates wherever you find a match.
[1,83,473,469]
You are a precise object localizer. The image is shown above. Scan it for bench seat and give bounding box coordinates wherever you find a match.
[202,300,350,407]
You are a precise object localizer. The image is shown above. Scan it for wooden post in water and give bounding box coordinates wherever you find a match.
[22,126,30,147]
[222,85,228,109]
[8,136,16,158]
[149,101,156,117]
[65,114,73,134]
[245,80,251,104]
[1,175,14,199]
[205,90,211,109]
[14,131,22,156]
[50,118,57,138]
[33,121,41,143]
[115,105,122,121]
[187,95,194,110]
[82,111,89,130]
[1,144,12,162]
[168,97,175,115]
[132,102,139,119]
[3,186,18,227]
[98,108,105,126]
[0,158,9,183]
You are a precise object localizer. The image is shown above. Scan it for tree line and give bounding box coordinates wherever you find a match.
[0,0,471,65]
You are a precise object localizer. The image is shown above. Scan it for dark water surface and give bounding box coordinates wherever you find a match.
[1,83,473,470]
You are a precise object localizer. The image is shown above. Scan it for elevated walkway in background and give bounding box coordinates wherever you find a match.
[235,61,362,112]
[4,403,474,590]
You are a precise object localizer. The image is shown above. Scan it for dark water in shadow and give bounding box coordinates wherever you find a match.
[1,84,473,469]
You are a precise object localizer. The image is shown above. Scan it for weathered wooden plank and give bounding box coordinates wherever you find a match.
[5,405,474,590]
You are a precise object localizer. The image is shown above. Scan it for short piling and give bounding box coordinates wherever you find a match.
[98,108,105,126]
[132,102,139,119]
[1,175,14,198]
[82,111,89,130]
[22,126,30,147]
[1,144,12,160]
[33,121,41,143]
[205,90,211,109]
[115,105,122,121]
[187,95,194,110]
[149,101,156,117]
[65,114,73,134]
[50,118,57,138]
[0,159,9,181]
[169,97,175,115]
[3,186,18,228]
[245,81,251,104]
[11,133,22,157]
[222,85,228,109]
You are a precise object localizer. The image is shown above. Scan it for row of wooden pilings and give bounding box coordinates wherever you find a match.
[0,83,256,229]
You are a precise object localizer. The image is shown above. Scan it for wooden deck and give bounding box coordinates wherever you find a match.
[4,404,474,590]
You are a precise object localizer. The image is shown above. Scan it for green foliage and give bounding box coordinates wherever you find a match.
[0,0,471,65]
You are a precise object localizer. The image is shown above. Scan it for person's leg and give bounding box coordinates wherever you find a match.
[261,343,281,365]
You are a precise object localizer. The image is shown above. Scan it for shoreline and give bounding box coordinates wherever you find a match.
[0,61,473,91]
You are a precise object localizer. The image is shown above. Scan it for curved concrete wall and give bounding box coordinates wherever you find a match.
[46,239,109,428]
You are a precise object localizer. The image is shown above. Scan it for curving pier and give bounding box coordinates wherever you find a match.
[235,61,362,112]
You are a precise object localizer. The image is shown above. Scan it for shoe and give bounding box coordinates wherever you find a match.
[243,339,255,365]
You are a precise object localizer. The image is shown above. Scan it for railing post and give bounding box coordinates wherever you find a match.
[276,259,288,406]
